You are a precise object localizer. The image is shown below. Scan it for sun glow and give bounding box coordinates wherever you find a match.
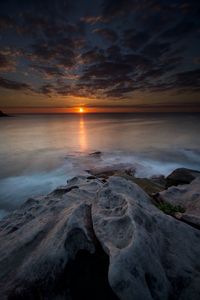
[79,107,84,113]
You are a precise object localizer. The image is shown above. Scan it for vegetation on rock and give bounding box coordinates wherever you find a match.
[155,201,185,216]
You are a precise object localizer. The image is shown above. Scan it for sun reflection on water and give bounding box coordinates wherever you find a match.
[79,116,87,151]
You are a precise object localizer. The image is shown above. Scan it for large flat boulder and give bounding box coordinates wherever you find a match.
[0,176,200,299]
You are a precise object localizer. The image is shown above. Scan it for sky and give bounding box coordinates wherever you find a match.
[0,0,200,113]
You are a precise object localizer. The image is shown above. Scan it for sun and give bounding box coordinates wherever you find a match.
[79,107,84,113]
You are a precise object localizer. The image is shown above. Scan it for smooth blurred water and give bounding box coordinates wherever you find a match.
[0,113,200,218]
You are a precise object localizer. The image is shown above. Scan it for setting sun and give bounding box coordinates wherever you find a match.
[79,107,84,113]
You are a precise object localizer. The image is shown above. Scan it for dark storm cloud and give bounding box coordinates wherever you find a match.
[30,38,78,68]
[0,48,22,72]
[81,47,105,64]
[17,16,64,37]
[106,45,121,58]
[81,16,107,25]
[38,83,55,95]
[0,76,32,91]
[0,0,73,20]
[80,61,133,80]
[93,28,118,42]
[31,64,64,77]
[101,0,183,18]
[173,68,200,92]
[90,0,164,22]
[161,20,197,40]
[142,68,200,93]
[0,15,15,31]
[0,0,200,102]
[122,30,150,50]
[0,52,14,72]
[142,41,171,59]
[101,0,135,17]
[18,14,85,38]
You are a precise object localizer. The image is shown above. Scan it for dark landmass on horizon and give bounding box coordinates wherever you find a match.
[0,110,9,117]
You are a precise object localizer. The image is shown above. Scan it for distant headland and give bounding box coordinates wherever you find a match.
[0,110,9,117]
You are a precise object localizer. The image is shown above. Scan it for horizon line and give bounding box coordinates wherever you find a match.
[3,111,200,115]
[2,106,200,114]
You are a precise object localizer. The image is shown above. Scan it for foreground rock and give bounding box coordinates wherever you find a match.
[157,177,200,229]
[0,176,200,300]
[166,168,200,187]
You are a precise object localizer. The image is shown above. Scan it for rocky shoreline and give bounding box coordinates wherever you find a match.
[0,166,200,299]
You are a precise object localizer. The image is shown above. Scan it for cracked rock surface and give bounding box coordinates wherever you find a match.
[0,176,200,300]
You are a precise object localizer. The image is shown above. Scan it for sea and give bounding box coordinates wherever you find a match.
[0,113,200,219]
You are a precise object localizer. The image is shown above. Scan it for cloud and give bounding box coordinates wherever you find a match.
[80,47,105,64]
[142,41,171,59]
[18,14,85,38]
[0,0,199,104]
[142,68,200,93]
[122,30,150,49]
[38,83,55,95]
[31,64,64,78]
[161,20,197,40]
[173,68,200,92]
[0,76,32,91]
[0,15,15,31]
[93,28,118,42]
[30,39,77,68]
[101,0,135,18]
[81,16,107,24]
[0,51,16,72]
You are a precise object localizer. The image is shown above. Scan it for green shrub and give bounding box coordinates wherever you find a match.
[156,202,185,215]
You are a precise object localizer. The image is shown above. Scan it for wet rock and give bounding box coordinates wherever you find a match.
[88,164,135,178]
[89,151,102,158]
[166,168,200,187]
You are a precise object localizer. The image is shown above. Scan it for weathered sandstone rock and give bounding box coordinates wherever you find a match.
[0,176,200,300]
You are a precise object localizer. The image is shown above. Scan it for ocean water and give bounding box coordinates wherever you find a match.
[0,113,200,219]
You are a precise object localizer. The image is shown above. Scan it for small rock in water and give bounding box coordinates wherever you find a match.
[89,151,102,158]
